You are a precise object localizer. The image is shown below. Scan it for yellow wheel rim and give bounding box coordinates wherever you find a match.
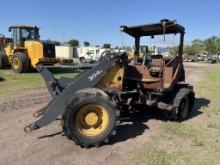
[13,58,20,69]
[75,104,109,137]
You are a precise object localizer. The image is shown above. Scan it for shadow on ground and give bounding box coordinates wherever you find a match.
[38,131,63,139]
[109,111,150,145]
[110,97,210,145]
[38,97,210,145]
[0,76,5,81]
[189,97,210,119]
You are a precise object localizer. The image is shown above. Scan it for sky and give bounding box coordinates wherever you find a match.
[0,0,219,47]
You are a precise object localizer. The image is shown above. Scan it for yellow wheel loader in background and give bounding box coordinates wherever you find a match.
[0,25,57,73]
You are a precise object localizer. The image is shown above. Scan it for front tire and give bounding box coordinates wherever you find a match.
[62,88,120,148]
[11,52,29,73]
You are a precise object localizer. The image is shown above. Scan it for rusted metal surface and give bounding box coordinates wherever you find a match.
[124,57,181,91]
[120,20,185,37]
[157,102,174,111]
[124,64,162,90]
[163,67,173,88]
[121,19,185,92]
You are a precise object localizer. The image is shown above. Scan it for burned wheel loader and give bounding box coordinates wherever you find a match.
[25,19,195,148]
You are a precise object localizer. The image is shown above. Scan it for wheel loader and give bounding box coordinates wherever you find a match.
[24,19,195,148]
[0,25,57,73]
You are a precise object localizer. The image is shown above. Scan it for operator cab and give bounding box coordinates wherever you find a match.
[9,25,40,48]
[121,19,185,91]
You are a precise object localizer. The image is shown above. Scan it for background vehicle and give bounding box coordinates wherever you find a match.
[207,55,217,64]
[0,34,12,69]
[77,47,110,63]
[80,49,97,63]
[0,25,57,73]
[187,55,198,62]
[76,47,100,63]
[25,19,195,148]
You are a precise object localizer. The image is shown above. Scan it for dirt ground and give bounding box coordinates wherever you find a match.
[0,63,219,165]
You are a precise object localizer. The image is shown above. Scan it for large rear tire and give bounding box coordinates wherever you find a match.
[0,53,7,69]
[165,87,195,121]
[62,88,120,148]
[11,52,29,73]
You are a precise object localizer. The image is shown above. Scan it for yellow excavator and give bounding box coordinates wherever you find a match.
[0,25,57,73]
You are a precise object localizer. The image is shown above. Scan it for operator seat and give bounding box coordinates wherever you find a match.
[150,55,164,77]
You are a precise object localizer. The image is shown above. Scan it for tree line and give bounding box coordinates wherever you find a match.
[67,39,112,49]
[64,36,220,55]
[184,36,220,55]
[66,39,133,50]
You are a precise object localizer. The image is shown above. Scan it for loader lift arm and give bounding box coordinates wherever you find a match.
[24,53,126,133]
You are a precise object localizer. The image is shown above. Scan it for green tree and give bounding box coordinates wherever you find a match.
[216,39,220,54]
[68,39,79,47]
[170,46,179,55]
[46,39,60,46]
[184,46,198,55]
[84,41,90,47]
[55,41,61,46]
[204,36,220,54]
[183,39,204,55]
[192,39,202,44]
[192,39,205,53]
[173,36,220,56]
[103,43,111,48]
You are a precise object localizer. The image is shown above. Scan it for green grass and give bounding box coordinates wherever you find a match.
[165,122,196,138]
[135,147,188,165]
[134,70,220,165]
[164,122,204,147]
[1,68,220,164]
[207,122,220,129]
[196,71,220,116]
[0,69,78,102]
